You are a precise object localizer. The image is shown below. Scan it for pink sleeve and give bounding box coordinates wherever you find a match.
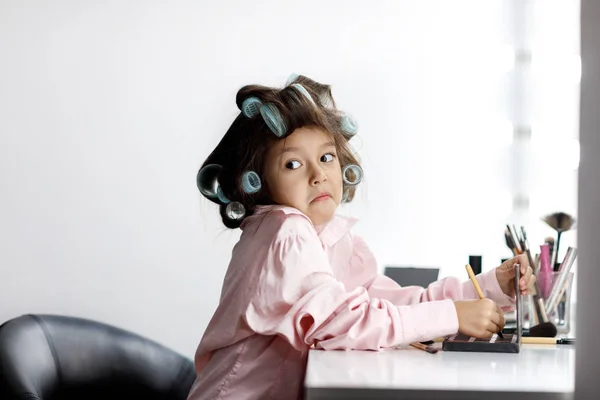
[353,235,515,308]
[243,216,459,351]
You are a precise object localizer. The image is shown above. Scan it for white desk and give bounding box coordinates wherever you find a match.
[304,343,574,400]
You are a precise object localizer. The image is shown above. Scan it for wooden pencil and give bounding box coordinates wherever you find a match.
[465,264,505,339]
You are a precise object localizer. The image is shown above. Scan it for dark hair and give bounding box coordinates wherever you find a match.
[197,75,362,229]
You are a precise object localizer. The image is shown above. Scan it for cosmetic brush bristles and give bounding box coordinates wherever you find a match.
[519,226,536,276]
[505,225,522,255]
[520,226,529,250]
[513,226,522,254]
[528,321,558,337]
[505,228,518,255]
[512,225,523,254]
[542,212,576,271]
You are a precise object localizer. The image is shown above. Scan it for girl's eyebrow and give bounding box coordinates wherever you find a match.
[281,141,336,154]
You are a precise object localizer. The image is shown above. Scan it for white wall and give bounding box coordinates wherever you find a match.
[0,0,578,358]
[518,0,580,300]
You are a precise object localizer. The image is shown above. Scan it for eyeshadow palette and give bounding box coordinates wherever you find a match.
[443,267,522,353]
[442,332,520,353]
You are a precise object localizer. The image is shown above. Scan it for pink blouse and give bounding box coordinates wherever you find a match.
[187,206,512,400]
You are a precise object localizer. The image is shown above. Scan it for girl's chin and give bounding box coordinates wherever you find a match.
[307,205,337,225]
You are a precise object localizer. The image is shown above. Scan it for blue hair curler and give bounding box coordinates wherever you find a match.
[196,164,222,198]
[242,97,263,118]
[340,114,358,136]
[342,164,363,186]
[216,186,230,204]
[260,103,287,137]
[290,83,315,105]
[285,72,299,86]
[241,170,261,194]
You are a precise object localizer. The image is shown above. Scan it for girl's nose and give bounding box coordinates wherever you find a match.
[310,164,327,186]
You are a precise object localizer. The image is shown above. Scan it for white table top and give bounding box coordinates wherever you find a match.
[305,343,574,399]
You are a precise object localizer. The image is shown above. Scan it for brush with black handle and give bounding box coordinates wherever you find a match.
[544,236,555,272]
[505,228,519,256]
[519,226,537,275]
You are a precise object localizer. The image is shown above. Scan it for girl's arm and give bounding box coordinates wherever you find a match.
[352,235,514,307]
[242,215,459,352]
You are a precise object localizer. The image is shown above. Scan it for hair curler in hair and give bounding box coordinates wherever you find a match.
[342,164,363,186]
[241,97,263,118]
[216,187,230,204]
[290,83,315,105]
[260,103,287,137]
[241,171,261,194]
[340,114,358,136]
[197,164,222,199]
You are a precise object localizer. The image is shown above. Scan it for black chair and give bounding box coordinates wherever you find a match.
[0,314,196,400]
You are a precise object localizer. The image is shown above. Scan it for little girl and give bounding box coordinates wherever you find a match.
[188,74,535,400]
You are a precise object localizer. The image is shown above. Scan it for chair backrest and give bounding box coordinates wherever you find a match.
[0,314,196,400]
[383,266,440,287]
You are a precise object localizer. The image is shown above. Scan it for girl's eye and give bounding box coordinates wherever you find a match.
[285,160,302,170]
[321,153,335,163]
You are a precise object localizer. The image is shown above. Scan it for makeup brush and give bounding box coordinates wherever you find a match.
[539,244,553,299]
[545,247,577,314]
[544,237,555,271]
[502,226,546,324]
[542,212,576,271]
[510,225,523,254]
[528,321,558,337]
[515,226,548,321]
[503,321,558,337]
[514,224,523,247]
[519,226,536,277]
[410,342,438,354]
[505,225,522,254]
[521,337,574,345]
[505,228,518,255]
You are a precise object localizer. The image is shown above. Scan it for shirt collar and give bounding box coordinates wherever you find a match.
[245,205,357,247]
[317,213,358,247]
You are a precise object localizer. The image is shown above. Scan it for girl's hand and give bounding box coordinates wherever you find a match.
[454,299,505,338]
[495,254,536,297]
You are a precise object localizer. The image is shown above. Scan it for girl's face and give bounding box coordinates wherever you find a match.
[263,127,343,225]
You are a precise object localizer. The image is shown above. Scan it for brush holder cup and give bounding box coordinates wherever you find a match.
[548,271,575,334]
[521,294,537,330]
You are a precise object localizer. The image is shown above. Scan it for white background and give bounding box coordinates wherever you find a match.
[0,0,579,357]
